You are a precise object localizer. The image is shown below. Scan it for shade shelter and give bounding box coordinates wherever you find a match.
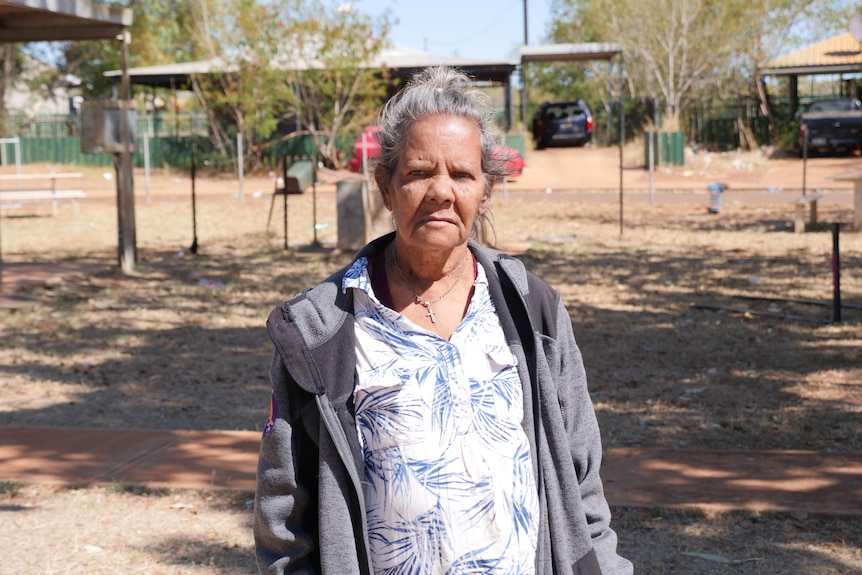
[519,43,625,233]
[0,0,135,279]
[106,44,518,87]
[760,32,862,117]
[105,44,519,126]
[760,30,862,233]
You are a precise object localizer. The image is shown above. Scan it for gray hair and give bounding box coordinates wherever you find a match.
[373,66,508,195]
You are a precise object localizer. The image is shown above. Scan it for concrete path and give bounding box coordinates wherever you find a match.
[2,425,861,515]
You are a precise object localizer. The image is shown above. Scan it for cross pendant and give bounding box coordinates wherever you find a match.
[422,302,436,323]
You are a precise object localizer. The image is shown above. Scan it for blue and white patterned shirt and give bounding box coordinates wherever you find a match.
[344,255,540,574]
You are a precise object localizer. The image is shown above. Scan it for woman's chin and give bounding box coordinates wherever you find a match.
[408,226,467,249]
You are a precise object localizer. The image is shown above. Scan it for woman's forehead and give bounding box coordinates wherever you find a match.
[402,116,480,147]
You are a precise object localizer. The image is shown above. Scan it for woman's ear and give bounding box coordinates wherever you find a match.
[479,178,494,214]
[374,165,392,211]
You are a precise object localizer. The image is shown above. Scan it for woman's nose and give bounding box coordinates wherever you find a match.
[425,174,456,202]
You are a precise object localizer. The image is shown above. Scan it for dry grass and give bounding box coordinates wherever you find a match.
[1,171,861,574]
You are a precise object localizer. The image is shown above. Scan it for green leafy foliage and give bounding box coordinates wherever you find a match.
[266,1,392,169]
[186,0,391,170]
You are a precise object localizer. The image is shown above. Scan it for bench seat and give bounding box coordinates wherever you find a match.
[793,192,823,233]
[0,189,87,215]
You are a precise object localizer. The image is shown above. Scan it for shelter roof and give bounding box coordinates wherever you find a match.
[760,32,862,76]
[0,0,131,42]
[520,43,622,63]
[105,43,517,88]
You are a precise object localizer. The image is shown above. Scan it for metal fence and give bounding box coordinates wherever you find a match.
[2,103,779,169]
[684,99,772,151]
[8,111,209,139]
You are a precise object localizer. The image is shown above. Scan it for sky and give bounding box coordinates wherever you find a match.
[355,0,553,61]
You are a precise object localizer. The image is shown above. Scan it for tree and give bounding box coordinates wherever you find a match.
[0,44,23,136]
[186,0,280,164]
[3,0,390,169]
[597,0,741,127]
[268,1,392,169]
[546,0,852,147]
[734,0,859,144]
[528,2,626,143]
[186,0,391,170]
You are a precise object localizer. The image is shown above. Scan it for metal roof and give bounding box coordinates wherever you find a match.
[105,43,518,88]
[760,32,862,76]
[107,42,628,87]
[0,0,131,42]
[520,43,622,63]
[103,57,228,88]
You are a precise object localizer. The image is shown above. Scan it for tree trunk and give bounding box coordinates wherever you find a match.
[755,72,775,142]
[736,117,758,151]
[0,43,16,137]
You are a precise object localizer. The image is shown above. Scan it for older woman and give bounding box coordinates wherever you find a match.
[254,66,632,575]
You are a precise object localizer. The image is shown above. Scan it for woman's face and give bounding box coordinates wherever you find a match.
[377,114,488,254]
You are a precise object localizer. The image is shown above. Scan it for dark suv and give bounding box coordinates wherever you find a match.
[531,100,593,149]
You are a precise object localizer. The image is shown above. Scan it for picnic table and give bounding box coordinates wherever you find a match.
[829,171,862,231]
[0,172,86,215]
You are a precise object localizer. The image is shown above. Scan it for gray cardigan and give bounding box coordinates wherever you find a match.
[254,233,633,575]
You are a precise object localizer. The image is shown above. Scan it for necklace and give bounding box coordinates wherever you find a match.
[393,250,469,323]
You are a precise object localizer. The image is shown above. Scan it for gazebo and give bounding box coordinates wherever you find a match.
[760,32,862,117]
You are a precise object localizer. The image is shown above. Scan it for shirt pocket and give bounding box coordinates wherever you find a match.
[470,345,523,423]
[355,372,428,451]
[485,344,518,374]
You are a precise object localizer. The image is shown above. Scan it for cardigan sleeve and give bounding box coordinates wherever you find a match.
[253,350,318,575]
[552,298,633,575]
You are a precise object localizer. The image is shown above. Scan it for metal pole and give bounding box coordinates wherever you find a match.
[237,133,244,201]
[14,138,20,189]
[143,130,151,204]
[801,122,808,197]
[283,157,289,251]
[619,53,625,236]
[832,223,841,324]
[648,130,654,205]
[521,67,528,131]
[189,143,198,254]
[312,157,319,247]
[361,130,368,175]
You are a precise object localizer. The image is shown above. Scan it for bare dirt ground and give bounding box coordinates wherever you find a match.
[1,145,861,574]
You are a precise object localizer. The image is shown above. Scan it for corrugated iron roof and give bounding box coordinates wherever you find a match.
[105,43,518,87]
[0,0,131,42]
[760,32,862,75]
[520,43,622,63]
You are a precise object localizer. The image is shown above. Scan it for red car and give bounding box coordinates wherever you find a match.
[347,126,524,178]
[492,144,525,178]
[347,126,381,173]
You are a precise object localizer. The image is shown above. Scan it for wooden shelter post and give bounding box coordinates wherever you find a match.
[117,30,137,272]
